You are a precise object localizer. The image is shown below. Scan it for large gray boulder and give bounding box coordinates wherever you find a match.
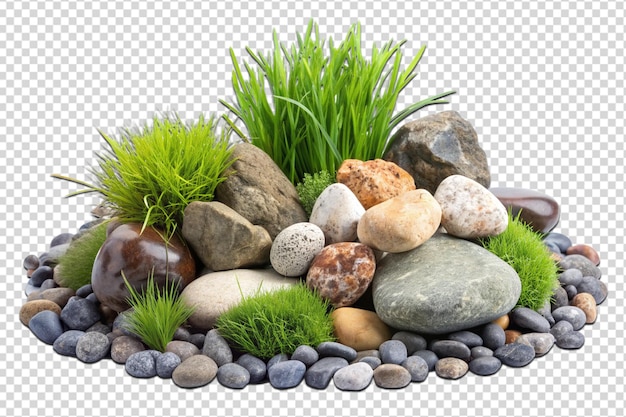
[384,111,491,194]
[372,233,521,334]
[215,143,308,240]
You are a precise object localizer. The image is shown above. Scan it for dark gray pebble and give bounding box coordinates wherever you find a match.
[236,353,267,384]
[39,244,69,267]
[60,297,101,331]
[291,345,319,367]
[39,279,58,291]
[543,232,572,252]
[30,266,53,287]
[391,331,427,355]
[359,356,381,369]
[481,323,506,350]
[379,340,408,364]
[125,350,160,378]
[305,357,349,389]
[317,341,357,361]
[267,353,290,370]
[76,332,111,363]
[268,360,306,389]
[202,329,233,366]
[537,301,555,326]
[189,333,206,349]
[53,330,85,357]
[515,332,556,357]
[564,284,578,299]
[156,352,181,379]
[75,284,93,298]
[217,363,251,389]
[470,346,493,359]
[431,340,471,361]
[551,286,570,309]
[558,268,583,287]
[29,310,64,345]
[401,355,429,382]
[550,320,575,340]
[577,276,608,304]
[373,364,412,389]
[447,330,483,348]
[552,306,587,330]
[85,293,100,305]
[413,350,439,372]
[543,240,562,255]
[556,330,585,349]
[510,307,551,333]
[494,343,536,367]
[559,254,601,279]
[23,254,40,271]
[86,322,111,335]
[173,326,192,342]
[50,232,74,247]
[469,356,502,376]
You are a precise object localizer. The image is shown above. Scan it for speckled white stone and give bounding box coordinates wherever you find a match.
[309,183,365,244]
[270,222,326,277]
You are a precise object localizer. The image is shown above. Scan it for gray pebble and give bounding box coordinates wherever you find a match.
[173,326,192,342]
[125,350,160,378]
[543,232,572,252]
[268,360,306,389]
[551,286,570,309]
[333,362,373,391]
[550,320,575,340]
[291,345,319,367]
[86,322,111,335]
[317,341,357,361]
[166,340,201,362]
[510,307,551,333]
[431,340,471,361]
[558,268,583,287]
[577,276,608,304]
[60,297,101,331]
[23,254,40,271]
[435,357,468,379]
[413,350,439,372]
[189,333,206,349]
[391,331,427,355]
[481,323,506,350]
[202,329,233,366]
[29,310,64,345]
[359,356,381,369]
[39,243,70,267]
[53,330,85,357]
[537,301,556,327]
[305,357,349,389]
[354,349,380,361]
[447,330,483,348]
[379,340,408,364]
[559,254,601,279]
[30,266,53,287]
[112,311,140,338]
[552,306,587,330]
[469,356,502,376]
[494,343,536,367]
[236,353,267,384]
[556,330,585,349]
[515,332,556,357]
[470,346,494,359]
[39,279,58,291]
[50,232,74,247]
[564,284,578,299]
[401,355,429,382]
[373,364,412,389]
[76,332,111,363]
[267,353,290,370]
[111,335,145,364]
[156,352,181,379]
[217,363,251,389]
[75,284,93,298]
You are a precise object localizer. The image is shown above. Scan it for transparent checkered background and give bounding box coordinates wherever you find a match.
[1,0,624,416]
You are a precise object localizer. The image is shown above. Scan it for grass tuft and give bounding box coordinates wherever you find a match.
[295,170,335,216]
[221,19,455,184]
[52,113,234,240]
[216,283,335,360]
[480,211,560,311]
[121,270,195,352]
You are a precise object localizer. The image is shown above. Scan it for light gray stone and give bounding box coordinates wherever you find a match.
[309,183,365,244]
[270,222,325,277]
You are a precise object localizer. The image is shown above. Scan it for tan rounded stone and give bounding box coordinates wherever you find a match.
[332,307,393,351]
[492,314,510,330]
[505,329,522,344]
[357,189,442,253]
[566,244,600,266]
[435,357,469,380]
[571,292,597,324]
[40,287,76,308]
[20,299,62,326]
[172,355,218,388]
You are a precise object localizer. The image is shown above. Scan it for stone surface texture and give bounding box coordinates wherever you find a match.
[270,222,326,277]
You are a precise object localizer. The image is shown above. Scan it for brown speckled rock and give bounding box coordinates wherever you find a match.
[336,159,416,210]
[306,242,376,308]
[91,223,196,312]
[490,187,560,233]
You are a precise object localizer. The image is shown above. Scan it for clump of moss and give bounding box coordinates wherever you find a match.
[121,271,195,352]
[480,212,560,311]
[216,283,335,360]
[296,170,335,216]
[54,221,109,290]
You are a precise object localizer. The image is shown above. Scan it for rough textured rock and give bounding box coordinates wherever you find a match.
[172,355,218,388]
[331,307,393,351]
[20,299,62,326]
[384,111,490,194]
[357,189,442,253]
[306,242,376,307]
[336,159,416,210]
[434,175,508,239]
[91,223,196,312]
[490,187,560,233]
[215,143,308,239]
[309,183,365,244]
[181,268,299,331]
[372,234,521,334]
[270,222,326,277]
[182,201,272,271]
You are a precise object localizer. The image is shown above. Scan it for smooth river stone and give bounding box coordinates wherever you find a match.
[490,187,560,233]
[372,234,521,334]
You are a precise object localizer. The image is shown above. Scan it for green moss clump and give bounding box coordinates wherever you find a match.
[54,221,109,290]
[216,283,335,360]
[296,170,335,216]
[480,212,560,311]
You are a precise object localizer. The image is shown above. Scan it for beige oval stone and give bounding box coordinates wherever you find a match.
[332,307,393,351]
[357,189,442,253]
[20,299,62,326]
[435,357,468,380]
[40,287,76,308]
[571,292,597,324]
[492,314,510,330]
[172,355,218,388]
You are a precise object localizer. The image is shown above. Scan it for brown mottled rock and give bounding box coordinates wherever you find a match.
[384,111,490,194]
[490,187,561,233]
[571,292,597,324]
[39,287,76,308]
[91,223,196,312]
[373,364,412,389]
[172,355,218,388]
[166,340,201,362]
[357,189,441,253]
[215,143,308,239]
[182,201,272,271]
[435,357,469,380]
[306,242,376,308]
[566,244,600,266]
[336,159,416,210]
[505,329,523,344]
[110,335,145,364]
[332,307,393,351]
[20,299,62,326]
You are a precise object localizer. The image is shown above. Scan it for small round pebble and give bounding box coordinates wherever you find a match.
[510,307,551,333]
[556,331,585,349]
[60,297,101,331]
[359,356,381,369]
[166,340,200,362]
[373,364,411,389]
[564,284,578,299]
[515,332,556,357]
[28,310,64,345]
[551,286,570,309]
[304,357,349,389]
[75,332,111,363]
[469,356,502,376]
[571,292,598,323]
[413,350,439,372]
[543,232,572,252]
[75,284,94,298]
[125,350,159,378]
[435,357,469,380]
[111,335,146,364]
[379,340,408,364]
[39,279,58,291]
[30,266,53,287]
[50,232,74,247]
[86,322,111,335]
[576,276,608,304]
[53,330,85,357]
[23,254,40,271]
[470,346,494,359]
[291,345,319,367]
[558,268,583,287]
[202,329,233,366]
[189,333,206,349]
[552,306,587,330]
[550,320,575,340]
[447,330,483,348]
[391,331,427,354]
[217,363,251,389]
[172,355,218,388]
[317,341,357,361]
[236,354,267,384]
[41,287,75,308]
[559,254,601,279]
[401,355,429,382]
[267,353,290,370]
[431,340,471,361]
[173,326,192,342]
[494,343,536,367]
[267,360,306,389]
[481,323,506,350]
[156,352,182,379]
[270,222,326,277]
[333,362,373,391]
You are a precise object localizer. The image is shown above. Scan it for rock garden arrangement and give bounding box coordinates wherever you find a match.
[20,20,607,391]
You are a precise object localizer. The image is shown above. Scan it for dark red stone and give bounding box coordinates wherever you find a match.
[91,223,196,312]
[489,187,560,233]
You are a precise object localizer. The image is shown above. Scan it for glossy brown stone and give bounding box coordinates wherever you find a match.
[566,244,601,266]
[490,187,560,233]
[91,223,196,312]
